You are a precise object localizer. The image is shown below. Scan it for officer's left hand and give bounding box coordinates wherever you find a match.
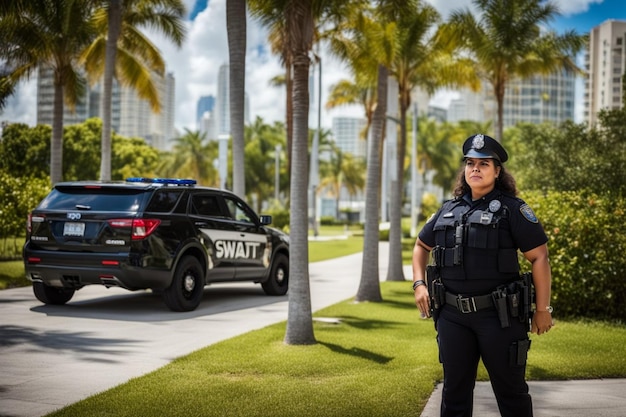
[531,311,554,335]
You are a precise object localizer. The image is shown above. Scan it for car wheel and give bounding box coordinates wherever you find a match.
[261,253,289,296]
[162,256,204,312]
[33,282,75,305]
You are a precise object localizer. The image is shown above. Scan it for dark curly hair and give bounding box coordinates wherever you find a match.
[452,161,518,197]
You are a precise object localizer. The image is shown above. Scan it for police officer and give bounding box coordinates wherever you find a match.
[412,134,553,417]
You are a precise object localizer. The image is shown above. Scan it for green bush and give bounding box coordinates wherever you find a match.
[523,190,626,321]
[265,207,290,230]
[0,172,50,259]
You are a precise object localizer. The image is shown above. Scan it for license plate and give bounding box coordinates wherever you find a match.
[63,222,85,236]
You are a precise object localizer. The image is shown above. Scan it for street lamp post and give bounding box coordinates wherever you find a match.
[218,134,229,190]
[410,102,419,238]
[309,53,322,237]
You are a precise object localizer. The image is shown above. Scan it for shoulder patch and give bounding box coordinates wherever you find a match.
[519,204,538,223]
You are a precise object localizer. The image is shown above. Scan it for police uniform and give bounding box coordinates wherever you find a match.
[418,134,548,417]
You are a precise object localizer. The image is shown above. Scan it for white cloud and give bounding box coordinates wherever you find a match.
[553,0,603,16]
[1,0,603,131]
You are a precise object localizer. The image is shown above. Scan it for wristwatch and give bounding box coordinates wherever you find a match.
[412,280,426,291]
[537,306,554,313]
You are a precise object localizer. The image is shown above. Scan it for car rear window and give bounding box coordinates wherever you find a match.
[37,187,147,212]
[146,190,184,213]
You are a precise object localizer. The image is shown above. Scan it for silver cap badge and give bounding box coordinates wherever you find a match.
[472,134,485,150]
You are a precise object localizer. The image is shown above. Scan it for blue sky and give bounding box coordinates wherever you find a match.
[552,0,626,33]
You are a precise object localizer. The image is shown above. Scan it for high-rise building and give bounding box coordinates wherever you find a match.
[585,19,626,126]
[36,67,176,151]
[331,117,367,158]
[196,95,215,129]
[502,70,576,127]
[36,67,103,127]
[214,64,250,139]
[446,69,576,128]
[216,64,230,136]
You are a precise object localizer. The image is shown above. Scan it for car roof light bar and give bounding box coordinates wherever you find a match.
[126,177,197,186]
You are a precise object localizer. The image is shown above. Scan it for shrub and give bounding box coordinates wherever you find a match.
[523,191,626,321]
[0,172,50,241]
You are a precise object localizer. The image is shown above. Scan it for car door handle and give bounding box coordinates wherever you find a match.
[195,222,209,228]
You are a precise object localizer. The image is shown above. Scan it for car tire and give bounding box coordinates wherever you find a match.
[261,253,289,296]
[162,256,204,312]
[32,282,75,305]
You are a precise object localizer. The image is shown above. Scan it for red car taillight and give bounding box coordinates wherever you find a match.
[108,219,161,240]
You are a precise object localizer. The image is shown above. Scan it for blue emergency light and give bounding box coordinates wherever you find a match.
[126,177,197,186]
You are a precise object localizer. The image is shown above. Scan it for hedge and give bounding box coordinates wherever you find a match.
[523,191,625,321]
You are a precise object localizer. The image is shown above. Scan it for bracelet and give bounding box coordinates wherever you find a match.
[412,280,426,291]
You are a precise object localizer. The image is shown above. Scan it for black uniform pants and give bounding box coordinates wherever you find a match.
[437,304,532,417]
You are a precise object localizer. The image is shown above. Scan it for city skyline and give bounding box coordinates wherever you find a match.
[2,0,625,133]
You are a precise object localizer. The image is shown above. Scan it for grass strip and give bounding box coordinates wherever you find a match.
[47,282,626,417]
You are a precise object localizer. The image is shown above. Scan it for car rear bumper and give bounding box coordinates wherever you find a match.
[23,248,172,290]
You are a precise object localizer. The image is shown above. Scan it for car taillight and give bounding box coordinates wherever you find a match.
[27,213,45,234]
[108,219,161,240]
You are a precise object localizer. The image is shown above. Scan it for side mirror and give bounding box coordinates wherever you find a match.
[259,215,272,225]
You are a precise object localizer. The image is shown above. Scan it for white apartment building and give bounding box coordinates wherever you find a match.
[331,116,367,158]
[585,19,626,126]
[36,67,176,151]
[448,68,576,128]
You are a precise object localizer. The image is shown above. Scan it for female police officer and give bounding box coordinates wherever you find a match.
[412,134,553,417]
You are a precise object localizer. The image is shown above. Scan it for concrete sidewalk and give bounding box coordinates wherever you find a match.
[1,241,625,416]
[420,379,626,417]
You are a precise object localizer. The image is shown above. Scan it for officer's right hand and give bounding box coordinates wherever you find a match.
[414,286,431,318]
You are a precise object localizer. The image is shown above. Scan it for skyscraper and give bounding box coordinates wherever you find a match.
[216,64,230,136]
[585,19,626,126]
[196,95,215,129]
[36,67,176,151]
[446,69,576,128]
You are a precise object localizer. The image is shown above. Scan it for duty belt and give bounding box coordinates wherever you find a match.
[445,291,494,313]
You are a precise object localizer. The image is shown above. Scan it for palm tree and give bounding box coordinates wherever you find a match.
[329,2,403,302]
[249,3,294,181]
[385,0,481,283]
[250,0,359,345]
[0,0,100,185]
[157,128,219,186]
[84,0,186,181]
[227,0,247,197]
[318,144,365,219]
[325,79,376,141]
[440,0,586,141]
[243,117,287,213]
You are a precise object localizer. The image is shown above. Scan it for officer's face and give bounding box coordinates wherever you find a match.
[464,158,501,192]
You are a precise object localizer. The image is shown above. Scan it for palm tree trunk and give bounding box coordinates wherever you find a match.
[386,93,407,282]
[50,76,65,185]
[495,80,505,142]
[285,61,293,185]
[100,0,122,181]
[356,64,387,303]
[227,0,247,197]
[284,0,315,345]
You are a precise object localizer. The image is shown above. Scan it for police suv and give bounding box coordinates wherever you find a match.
[23,178,290,312]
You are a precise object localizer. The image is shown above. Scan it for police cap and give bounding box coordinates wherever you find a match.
[462,133,508,163]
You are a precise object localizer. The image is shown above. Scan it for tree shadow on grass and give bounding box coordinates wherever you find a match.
[318,341,393,364]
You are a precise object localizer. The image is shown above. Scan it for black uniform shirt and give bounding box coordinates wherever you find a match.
[419,189,548,295]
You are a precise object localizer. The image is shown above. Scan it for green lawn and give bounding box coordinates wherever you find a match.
[46,281,626,417]
[4,230,626,417]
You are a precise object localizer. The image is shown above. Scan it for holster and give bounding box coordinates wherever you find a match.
[494,273,534,331]
[426,265,445,326]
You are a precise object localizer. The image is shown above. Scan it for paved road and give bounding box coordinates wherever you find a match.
[2,242,625,417]
[0,243,405,417]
